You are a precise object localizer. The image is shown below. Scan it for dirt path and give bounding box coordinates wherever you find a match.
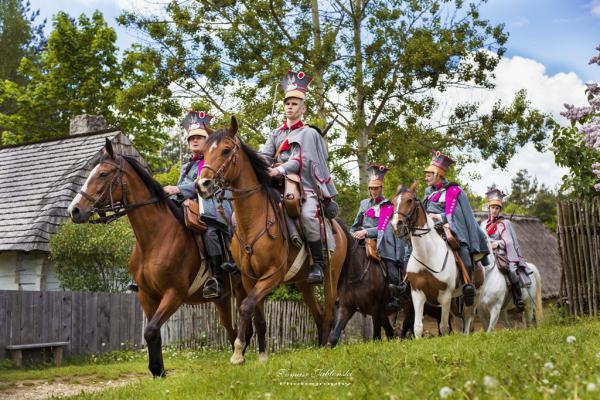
[1,374,146,400]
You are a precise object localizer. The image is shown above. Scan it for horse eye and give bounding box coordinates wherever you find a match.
[99,171,109,178]
[221,148,231,156]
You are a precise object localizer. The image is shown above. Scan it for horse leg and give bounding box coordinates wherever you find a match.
[141,290,184,377]
[214,298,237,349]
[296,282,324,345]
[254,301,268,362]
[230,278,275,365]
[439,293,452,336]
[487,302,502,332]
[233,283,254,354]
[411,290,426,338]
[372,315,382,341]
[382,314,395,340]
[328,305,355,348]
[401,301,415,339]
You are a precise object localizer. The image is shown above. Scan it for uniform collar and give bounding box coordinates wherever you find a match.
[279,120,304,131]
[190,153,204,162]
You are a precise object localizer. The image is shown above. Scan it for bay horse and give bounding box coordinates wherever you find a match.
[478,239,543,331]
[328,235,395,347]
[68,139,246,377]
[390,183,480,337]
[196,116,349,364]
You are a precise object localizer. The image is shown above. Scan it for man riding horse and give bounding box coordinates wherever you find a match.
[481,189,526,311]
[351,163,409,312]
[163,111,233,298]
[259,70,337,285]
[423,150,489,305]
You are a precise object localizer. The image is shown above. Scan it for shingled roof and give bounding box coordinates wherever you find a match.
[0,130,148,252]
[474,211,561,299]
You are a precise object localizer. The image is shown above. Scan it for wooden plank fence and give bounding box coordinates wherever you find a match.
[155,301,372,352]
[1,291,374,360]
[0,290,144,360]
[557,197,600,316]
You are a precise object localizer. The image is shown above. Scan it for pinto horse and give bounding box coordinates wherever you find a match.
[68,139,245,377]
[196,117,349,364]
[391,183,480,337]
[478,239,543,331]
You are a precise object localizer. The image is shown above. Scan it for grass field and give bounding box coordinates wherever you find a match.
[3,316,600,399]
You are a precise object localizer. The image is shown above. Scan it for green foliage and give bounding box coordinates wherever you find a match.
[121,0,553,190]
[49,219,135,292]
[154,162,181,186]
[0,10,180,169]
[509,169,538,209]
[267,285,304,302]
[552,123,600,198]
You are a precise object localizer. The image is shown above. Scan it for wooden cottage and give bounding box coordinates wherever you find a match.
[0,115,148,290]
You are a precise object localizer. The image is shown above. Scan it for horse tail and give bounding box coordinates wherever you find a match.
[529,263,543,324]
[334,217,355,285]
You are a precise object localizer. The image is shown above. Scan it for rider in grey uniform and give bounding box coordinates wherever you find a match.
[481,189,526,311]
[351,164,410,311]
[422,150,489,305]
[164,111,233,299]
[259,70,337,285]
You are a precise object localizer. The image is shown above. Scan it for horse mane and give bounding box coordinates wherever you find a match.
[117,155,182,218]
[206,128,278,202]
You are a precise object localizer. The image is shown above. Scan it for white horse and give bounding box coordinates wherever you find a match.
[477,239,543,331]
[391,184,479,338]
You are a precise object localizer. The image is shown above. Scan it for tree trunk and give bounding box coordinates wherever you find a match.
[352,0,368,190]
[310,0,326,123]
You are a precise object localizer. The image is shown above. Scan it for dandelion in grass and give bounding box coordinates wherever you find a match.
[566,336,576,344]
[544,362,554,370]
[483,376,499,389]
[439,386,453,399]
[588,383,598,392]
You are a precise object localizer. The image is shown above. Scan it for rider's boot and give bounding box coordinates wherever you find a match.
[306,240,325,285]
[509,268,525,311]
[203,255,225,299]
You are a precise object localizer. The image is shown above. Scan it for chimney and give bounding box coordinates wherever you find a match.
[69,114,110,136]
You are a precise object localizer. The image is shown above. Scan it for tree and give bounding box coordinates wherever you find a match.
[509,169,538,209]
[49,219,135,292]
[0,11,181,169]
[120,0,553,191]
[553,43,600,197]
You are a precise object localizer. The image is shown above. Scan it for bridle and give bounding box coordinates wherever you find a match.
[393,194,432,238]
[200,135,289,282]
[78,156,160,223]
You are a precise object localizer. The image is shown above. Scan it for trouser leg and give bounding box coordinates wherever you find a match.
[383,259,404,312]
[203,227,224,298]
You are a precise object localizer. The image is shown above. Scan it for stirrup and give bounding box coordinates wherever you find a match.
[203,277,224,299]
[306,264,324,285]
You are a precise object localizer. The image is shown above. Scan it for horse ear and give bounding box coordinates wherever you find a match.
[409,180,418,192]
[205,126,215,136]
[228,115,238,138]
[105,138,115,159]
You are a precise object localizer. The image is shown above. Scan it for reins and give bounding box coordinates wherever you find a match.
[79,156,160,223]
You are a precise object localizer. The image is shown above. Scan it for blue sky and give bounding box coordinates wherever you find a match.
[27,0,600,194]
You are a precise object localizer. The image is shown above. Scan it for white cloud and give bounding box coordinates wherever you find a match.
[69,0,165,15]
[590,0,600,17]
[450,56,588,195]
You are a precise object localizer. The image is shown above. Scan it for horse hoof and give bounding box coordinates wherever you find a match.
[259,352,269,363]
[230,354,245,365]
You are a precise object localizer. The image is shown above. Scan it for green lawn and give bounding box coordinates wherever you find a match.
[3,317,600,399]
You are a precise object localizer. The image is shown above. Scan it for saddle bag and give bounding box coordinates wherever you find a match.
[365,238,381,262]
[494,251,510,274]
[284,174,303,217]
[182,199,208,234]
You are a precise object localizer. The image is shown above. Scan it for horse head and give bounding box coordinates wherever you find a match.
[196,116,241,198]
[68,139,127,223]
[391,181,421,236]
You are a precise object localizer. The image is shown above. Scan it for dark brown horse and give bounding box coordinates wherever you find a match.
[197,117,350,364]
[68,139,246,377]
[328,233,396,347]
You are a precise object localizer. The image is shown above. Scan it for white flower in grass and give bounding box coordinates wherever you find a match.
[588,383,598,392]
[551,370,561,377]
[483,376,499,389]
[566,336,576,344]
[101,342,106,347]
[439,386,453,399]
[544,362,554,370]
